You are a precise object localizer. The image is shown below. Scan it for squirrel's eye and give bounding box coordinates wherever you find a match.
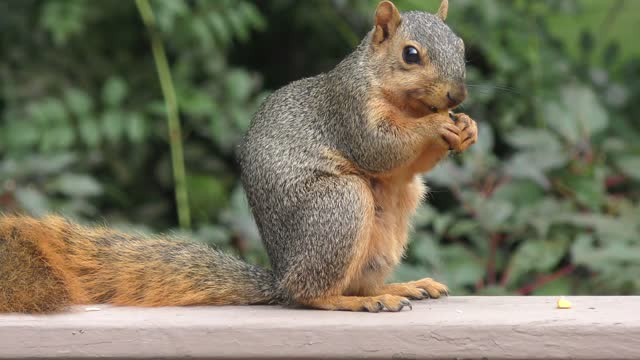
[403,46,420,65]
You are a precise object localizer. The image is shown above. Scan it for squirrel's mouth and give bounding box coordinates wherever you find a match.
[403,89,439,114]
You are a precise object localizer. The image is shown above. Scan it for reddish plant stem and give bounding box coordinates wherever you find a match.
[518,265,576,295]
[500,266,511,287]
[486,233,501,285]
[605,174,626,188]
[481,174,496,197]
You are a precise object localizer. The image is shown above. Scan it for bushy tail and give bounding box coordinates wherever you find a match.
[0,215,276,313]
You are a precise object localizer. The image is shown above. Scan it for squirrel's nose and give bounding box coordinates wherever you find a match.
[446,84,467,108]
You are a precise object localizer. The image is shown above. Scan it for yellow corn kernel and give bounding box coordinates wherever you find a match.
[557,296,572,309]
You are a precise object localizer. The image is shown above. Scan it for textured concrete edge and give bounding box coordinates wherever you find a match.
[2,322,640,359]
[1,296,640,359]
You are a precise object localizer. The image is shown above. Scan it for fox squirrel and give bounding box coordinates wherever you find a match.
[0,0,477,313]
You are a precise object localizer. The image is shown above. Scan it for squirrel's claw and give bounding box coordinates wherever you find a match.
[420,289,431,299]
[375,301,385,312]
[400,299,413,311]
[366,295,413,312]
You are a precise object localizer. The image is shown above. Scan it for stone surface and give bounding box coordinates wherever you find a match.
[1,296,639,359]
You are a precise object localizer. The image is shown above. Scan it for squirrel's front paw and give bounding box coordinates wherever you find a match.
[451,113,477,153]
[438,120,462,151]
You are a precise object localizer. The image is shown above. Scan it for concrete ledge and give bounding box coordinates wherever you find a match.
[1,296,639,359]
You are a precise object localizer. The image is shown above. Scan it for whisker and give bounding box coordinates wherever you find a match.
[465,88,495,95]
[467,84,521,95]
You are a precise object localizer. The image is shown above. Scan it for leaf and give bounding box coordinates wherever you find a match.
[53,174,103,197]
[14,188,49,216]
[187,174,230,220]
[102,110,125,143]
[154,0,188,32]
[543,101,576,143]
[208,12,231,47]
[564,85,608,136]
[412,205,436,227]
[226,9,249,43]
[505,238,570,286]
[410,232,441,268]
[230,106,252,130]
[180,90,216,116]
[447,219,480,239]
[102,77,128,107]
[24,154,76,175]
[492,180,545,206]
[471,196,514,231]
[226,69,253,101]
[78,117,101,147]
[220,186,261,246]
[40,1,88,45]
[531,277,572,296]
[503,155,548,188]
[572,233,640,268]
[616,156,640,181]
[560,213,638,243]
[603,42,620,67]
[543,84,609,143]
[561,171,605,211]
[5,119,39,150]
[433,213,453,236]
[440,244,484,289]
[506,127,562,152]
[210,113,237,151]
[50,125,75,149]
[525,198,572,238]
[194,225,231,247]
[503,128,569,188]
[40,97,68,122]
[191,18,213,49]
[65,88,93,117]
[425,160,471,187]
[58,198,98,217]
[126,113,146,143]
[239,2,266,31]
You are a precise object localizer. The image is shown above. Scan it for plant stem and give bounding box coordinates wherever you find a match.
[486,233,500,285]
[135,0,191,229]
[518,265,576,295]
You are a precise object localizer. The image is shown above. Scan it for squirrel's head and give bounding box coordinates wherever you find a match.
[369,0,466,117]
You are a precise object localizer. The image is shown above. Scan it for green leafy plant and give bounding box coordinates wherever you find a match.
[1,0,638,295]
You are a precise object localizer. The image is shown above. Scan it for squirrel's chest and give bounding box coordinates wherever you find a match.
[344,176,425,295]
[369,176,425,261]
[343,175,426,296]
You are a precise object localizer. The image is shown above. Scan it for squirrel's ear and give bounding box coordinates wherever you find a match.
[373,1,401,44]
[437,0,448,21]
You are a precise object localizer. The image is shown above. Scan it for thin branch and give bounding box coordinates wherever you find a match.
[518,265,575,295]
[486,233,500,285]
[135,0,191,229]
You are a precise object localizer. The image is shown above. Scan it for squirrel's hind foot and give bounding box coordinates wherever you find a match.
[299,294,412,313]
[377,278,449,300]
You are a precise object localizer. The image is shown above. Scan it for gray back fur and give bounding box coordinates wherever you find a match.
[238,9,464,300]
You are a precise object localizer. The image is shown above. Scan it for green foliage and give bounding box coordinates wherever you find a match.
[388,0,640,295]
[1,0,638,294]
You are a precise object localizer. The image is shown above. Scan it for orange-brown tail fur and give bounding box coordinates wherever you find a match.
[0,215,275,313]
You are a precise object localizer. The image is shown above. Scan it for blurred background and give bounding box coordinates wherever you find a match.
[1,0,639,296]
